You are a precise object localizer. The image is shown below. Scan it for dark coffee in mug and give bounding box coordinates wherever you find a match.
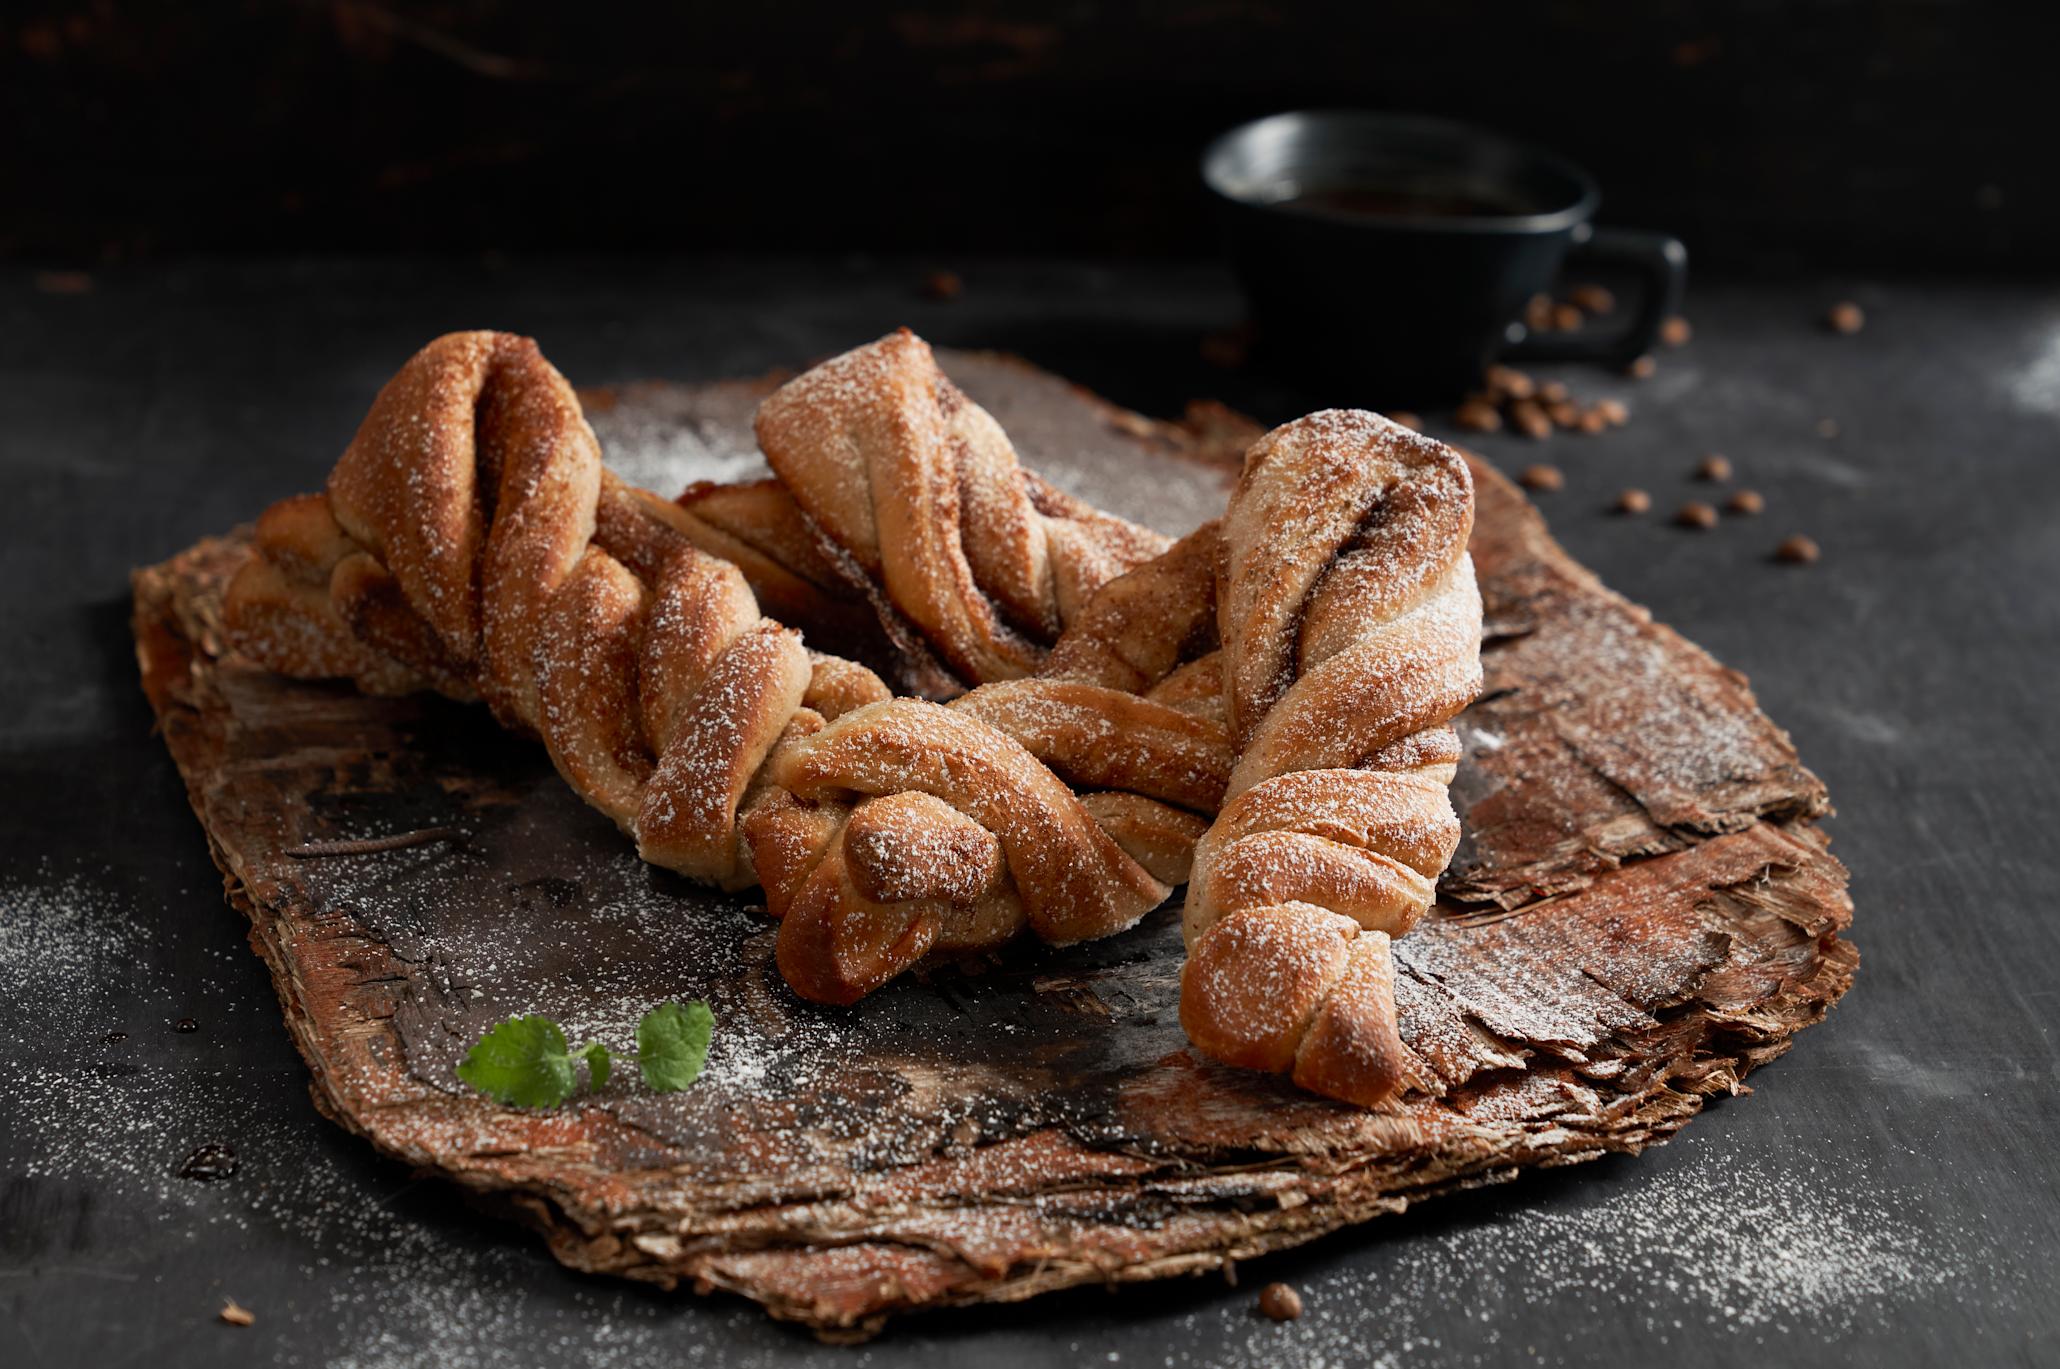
[1269,182,1540,222]
[1202,112,1686,405]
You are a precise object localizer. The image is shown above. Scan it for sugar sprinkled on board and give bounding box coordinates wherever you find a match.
[0,865,857,1368]
[583,381,773,493]
[1170,1138,1977,1369]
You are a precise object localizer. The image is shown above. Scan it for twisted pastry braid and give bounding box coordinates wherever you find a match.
[222,330,1219,1008]
[754,329,1172,693]
[1179,411,1482,1107]
[224,330,893,890]
[746,517,1244,1005]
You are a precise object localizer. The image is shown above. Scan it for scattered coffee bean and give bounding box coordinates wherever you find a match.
[1510,400,1552,440]
[1550,302,1584,332]
[1696,454,1734,482]
[1538,381,1570,405]
[1576,407,1610,434]
[919,269,963,301]
[1258,1282,1304,1322]
[1571,284,1617,315]
[1626,354,1657,379]
[1484,365,1535,400]
[219,1299,256,1328]
[1199,328,1250,370]
[1388,410,1424,432]
[1675,501,1718,529]
[33,270,94,295]
[1826,301,1865,335]
[1775,534,1821,564]
[1525,294,1555,331]
[1545,399,1580,428]
[1614,488,1652,514]
[1456,398,1502,433]
[178,1142,240,1182]
[1519,463,1564,492]
[174,1017,199,1033]
[1595,398,1629,426]
[1727,489,1765,515]
[1660,315,1693,347]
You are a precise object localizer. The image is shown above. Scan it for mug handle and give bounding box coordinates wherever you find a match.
[1503,225,1688,365]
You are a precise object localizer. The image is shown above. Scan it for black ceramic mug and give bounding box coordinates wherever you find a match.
[1203,111,1687,404]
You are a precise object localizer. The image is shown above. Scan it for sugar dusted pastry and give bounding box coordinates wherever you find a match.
[221,331,1210,1005]
[755,329,1171,692]
[1179,410,1482,1107]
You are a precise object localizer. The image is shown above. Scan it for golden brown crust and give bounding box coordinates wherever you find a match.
[1038,521,1223,695]
[768,699,1169,952]
[1180,411,1482,1108]
[949,678,1230,815]
[222,330,1187,1008]
[754,329,1172,689]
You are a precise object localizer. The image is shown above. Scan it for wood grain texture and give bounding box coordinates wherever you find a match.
[129,355,1852,1339]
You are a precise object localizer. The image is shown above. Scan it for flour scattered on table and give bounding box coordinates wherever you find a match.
[1189,1137,1975,1369]
[585,382,772,492]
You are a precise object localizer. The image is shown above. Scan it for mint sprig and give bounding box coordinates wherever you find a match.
[455,1001,711,1109]
[636,998,713,1092]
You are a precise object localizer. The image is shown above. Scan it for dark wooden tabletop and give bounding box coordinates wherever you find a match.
[3,257,2055,1367]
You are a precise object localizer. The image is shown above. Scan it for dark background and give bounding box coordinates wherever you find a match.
[6,5,2060,1367]
[3,1,2053,269]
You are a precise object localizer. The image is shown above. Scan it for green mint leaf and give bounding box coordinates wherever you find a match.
[455,1015,577,1108]
[636,999,713,1092]
[573,1040,612,1092]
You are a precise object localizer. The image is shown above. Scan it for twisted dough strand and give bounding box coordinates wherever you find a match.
[746,516,1242,1004]
[754,329,1171,691]
[224,331,1215,1006]
[227,331,867,889]
[1179,410,1482,1107]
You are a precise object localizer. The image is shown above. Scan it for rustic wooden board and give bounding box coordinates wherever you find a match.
[130,352,1853,1339]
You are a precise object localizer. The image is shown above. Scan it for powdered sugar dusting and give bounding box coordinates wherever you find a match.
[1173,1138,1979,1369]
[584,380,772,492]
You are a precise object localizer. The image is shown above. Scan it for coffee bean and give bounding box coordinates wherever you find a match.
[1571,284,1617,315]
[1696,454,1733,482]
[1614,488,1652,514]
[1546,400,1580,428]
[1660,316,1693,347]
[1199,328,1250,370]
[1727,489,1765,515]
[1456,398,1502,433]
[1576,408,1610,434]
[1675,501,1718,529]
[1484,365,1535,400]
[1826,301,1864,334]
[1626,354,1658,379]
[1595,398,1630,426]
[1511,401,1552,439]
[1538,381,1570,405]
[178,1143,239,1182]
[1551,302,1584,331]
[1520,463,1564,492]
[1259,1282,1304,1322]
[1775,534,1821,564]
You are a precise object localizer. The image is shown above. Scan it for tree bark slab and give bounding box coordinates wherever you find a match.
[130,353,1853,1338]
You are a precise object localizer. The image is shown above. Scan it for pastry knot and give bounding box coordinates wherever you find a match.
[755,329,1170,691]
[1180,411,1482,1106]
